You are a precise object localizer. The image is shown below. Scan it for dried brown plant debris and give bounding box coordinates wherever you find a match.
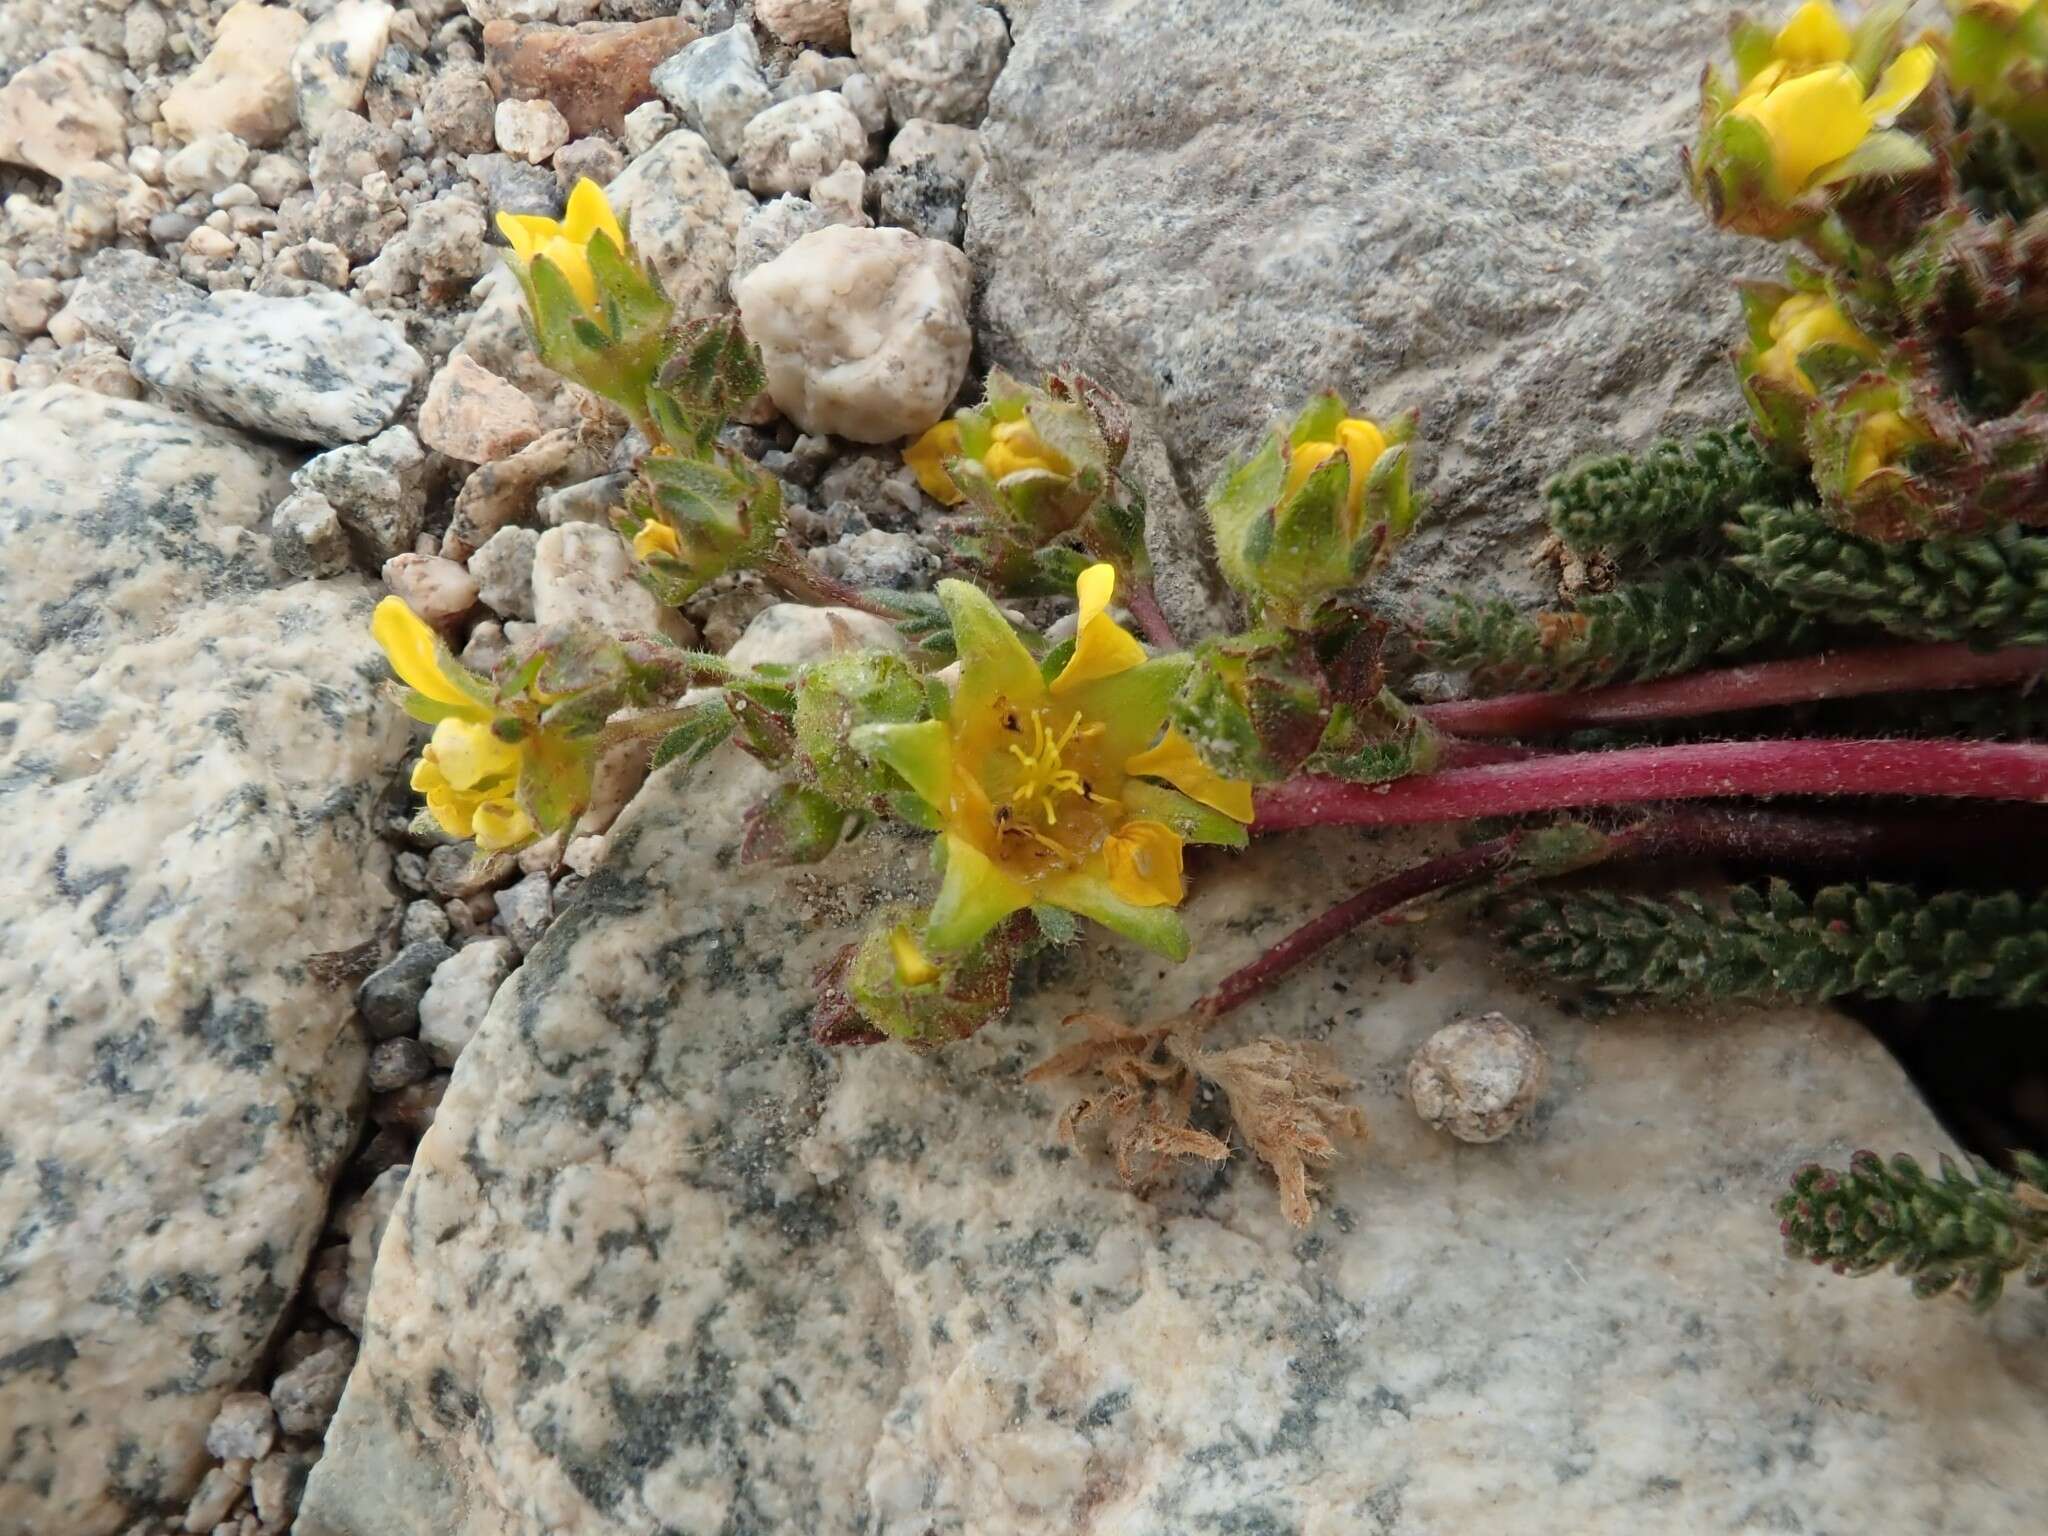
[1027,1011,1369,1227]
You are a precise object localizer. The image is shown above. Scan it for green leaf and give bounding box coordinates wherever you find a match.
[651,700,736,773]
[1119,779,1249,849]
[1036,868,1190,961]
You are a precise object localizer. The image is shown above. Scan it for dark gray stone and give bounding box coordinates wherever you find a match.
[354,941,454,1041]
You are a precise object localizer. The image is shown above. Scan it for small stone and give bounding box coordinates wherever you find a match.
[249,1451,312,1530]
[1407,1012,1549,1144]
[851,0,1009,125]
[621,100,677,157]
[734,224,970,442]
[815,527,935,590]
[367,1036,434,1093]
[296,425,428,561]
[459,620,511,674]
[355,940,454,1040]
[870,114,981,241]
[270,488,352,577]
[553,135,624,191]
[126,4,170,70]
[371,1073,449,1136]
[164,133,251,197]
[0,47,127,180]
[494,871,554,954]
[462,150,564,223]
[382,553,479,626]
[267,239,351,290]
[732,194,830,285]
[725,602,905,670]
[182,1463,248,1533]
[841,72,890,136]
[603,129,750,319]
[538,470,632,527]
[652,24,771,163]
[357,192,490,306]
[426,842,508,900]
[445,428,594,554]
[484,16,698,139]
[419,938,517,1067]
[532,523,697,643]
[495,98,571,163]
[470,525,541,620]
[309,111,403,189]
[335,1165,408,1333]
[393,850,429,893]
[247,153,308,207]
[162,1,310,148]
[2,279,61,342]
[292,0,396,137]
[271,1339,357,1438]
[760,0,853,50]
[423,64,498,157]
[399,898,453,948]
[562,834,606,877]
[418,353,542,462]
[132,290,424,446]
[204,1393,277,1463]
[739,93,868,196]
[307,1242,351,1324]
[781,50,863,97]
[809,160,869,226]
[184,225,238,263]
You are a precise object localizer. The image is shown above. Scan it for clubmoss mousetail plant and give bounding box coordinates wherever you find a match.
[369,21,2048,1280]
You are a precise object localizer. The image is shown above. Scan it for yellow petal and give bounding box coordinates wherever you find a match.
[1738,58,1790,103]
[904,420,966,505]
[495,211,556,263]
[1846,408,1926,487]
[1051,563,1147,694]
[1865,44,1936,125]
[633,520,682,561]
[1732,65,1873,190]
[539,234,600,313]
[561,177,625,251]
[373,595,479,711]
[472,796,536,852]
[422,786,479,840]
[1282,439,1339,504]
[428,716,522,792]
[1123,729,1255,823]
[1757,292,1877,395]
[983,419,1071,481]
[889,925,941,987]
[1774,1,1851,69]
[1335,417,1386,525]
[1102,820,1186,908]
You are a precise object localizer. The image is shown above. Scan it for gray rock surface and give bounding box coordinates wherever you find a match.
[0,388,409,1535]
[603,129,750,323]
[651,22,772,164]
[295,425,430,564]
[65,248,206,355]
[968,0,1767,612]
[133,290,425,447]
[851,0,1009,125]
[301,752,2048,1536]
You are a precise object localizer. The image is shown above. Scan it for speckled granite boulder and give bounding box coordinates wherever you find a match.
[602,129,750,322]
[0,388,411,1535]
[301,748,2048,1535]
[132,289,426,447]
[968,0,1768,616]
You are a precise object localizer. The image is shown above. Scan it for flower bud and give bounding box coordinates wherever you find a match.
[844,908,1018,1044]
[619,448,785,604]
[793,649,931,806]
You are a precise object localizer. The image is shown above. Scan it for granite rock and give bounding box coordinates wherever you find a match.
[65,248,207,356]
[272,1339,357,1439]
[418,354,543,464]
[295,426,429,563]
[336,1165,410,1333]
[732,193,831,285]
[367,1036,436,1094]
[423,64,498,157]
[851,0,1009,126]
[761,0,853,51]
[382,554,480,626]
[651,23,772,164]
[483,16,699,139]
[740,93,869,197]
[969,0,1771,613]
[203,1394,277,1464]
[603,129,750,323]
[301,750,2048,1536]
[734,225,972,442]
[356,940,457,1041]
[292,0,396,138]
[133,291,425,448]
[163,132,251,197]
[445,428,601,555]
[531,523,697,644]
[723,601,906,669]
[469,525,541,620]
[161,0,309,148]
[495,97,571,163]
[0,46,128,181]
[0,389,408,1536]
[271,488,354,578]
[872,117,982,243]
[418,938,517,1068]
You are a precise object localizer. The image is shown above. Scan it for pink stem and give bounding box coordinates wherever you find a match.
[1419,642,2048,739]
[1253,739,2048,832]
[1123,578,1179,651]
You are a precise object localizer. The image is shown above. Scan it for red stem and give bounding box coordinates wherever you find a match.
[1419,642,2048,739]
[1123,578,1179,651]
[1253,739,2048,832]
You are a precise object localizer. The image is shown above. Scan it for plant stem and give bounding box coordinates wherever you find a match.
[762,540,899,619]
[1192,804,2042,1025]
[1253,739,2048,832]
[1419,642,2048,738]
[1123,577,1179,651]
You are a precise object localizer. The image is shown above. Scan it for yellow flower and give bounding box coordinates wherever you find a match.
[1755,291,1879,395]
[1845,408,1928,486]
[904,420,966,505]
[496,177,625,317]
[854,564,1253,960]
[373,596,535,850]
[1729,45,1936,194]
[632,519,682,562]
[1743,1,1853,87]
[1281,417,1389,530]
[904,416,1073,506]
